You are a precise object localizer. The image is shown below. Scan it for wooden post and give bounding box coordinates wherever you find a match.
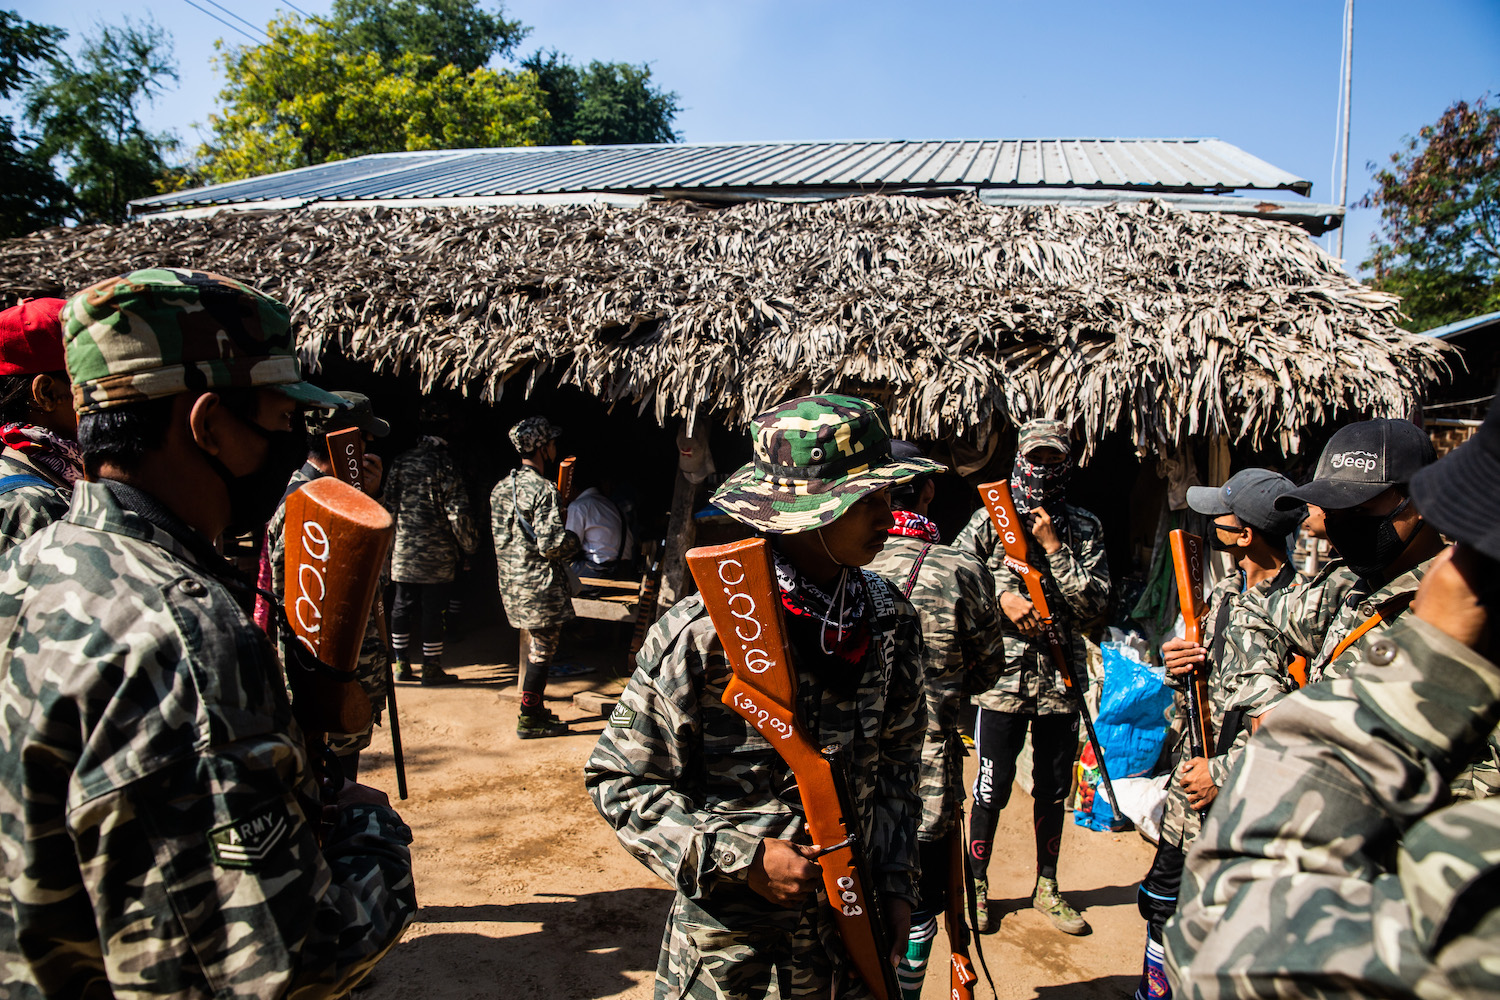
[518,628,531,680]
[657,469,702,611]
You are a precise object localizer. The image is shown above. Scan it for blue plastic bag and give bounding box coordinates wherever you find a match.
[1075,638,1174,832]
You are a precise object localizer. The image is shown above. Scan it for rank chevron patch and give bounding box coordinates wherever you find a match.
[210,803,291,870]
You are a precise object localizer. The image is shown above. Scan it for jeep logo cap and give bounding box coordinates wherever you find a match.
[1276,418,1435,511]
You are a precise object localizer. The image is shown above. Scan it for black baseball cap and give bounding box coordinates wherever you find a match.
[1275,418,1435,512]
[1187,468,1303,536]
[307,390,390,438]
[1411,388,1500,562]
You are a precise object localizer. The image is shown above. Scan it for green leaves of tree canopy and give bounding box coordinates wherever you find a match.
[329,0,528,74]
[23,18,178,225]
[0,11,69,236]
[197,11,548,183]
[522,50,681,146]
[1362,96,1500,331]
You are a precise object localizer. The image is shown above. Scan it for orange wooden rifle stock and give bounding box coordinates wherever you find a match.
[978,480,1118,813]
[946,827,979,1000]
[686,539,901,1000]
[283,477,390,743]
[325,428,407,800]
[556,456,577,510]
[1167,530,1215,762]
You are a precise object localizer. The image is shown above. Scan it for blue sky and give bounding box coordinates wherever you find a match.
[9,0,1499,272]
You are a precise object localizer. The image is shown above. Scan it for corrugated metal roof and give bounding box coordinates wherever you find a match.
[132,138,1313,212]
[1423,310,1500,341]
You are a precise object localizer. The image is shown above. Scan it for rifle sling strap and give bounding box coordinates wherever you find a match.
[1323,591,1416,672]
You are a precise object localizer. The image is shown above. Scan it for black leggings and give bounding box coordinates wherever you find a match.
[968,708,1078,881]
[390,581,452,663]
[1137,839,1185,943]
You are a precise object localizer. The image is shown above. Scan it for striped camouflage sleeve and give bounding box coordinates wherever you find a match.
[1165,617,1500,998]
[585,602,772,900]
[1045,509,1110,619]
[76,738,416,996]
[0,485,69,554]
[869,598,928,902]
[439,456,480,556]
[525,473,582,564]
[951,507,996,567]
[955,552,1006,696]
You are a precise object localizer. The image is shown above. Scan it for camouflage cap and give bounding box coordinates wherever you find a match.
[712,394,945,534]
[62,267,347,416]
[306,391,391,438]
[1017,418,1071,458]
[510,415,562,455]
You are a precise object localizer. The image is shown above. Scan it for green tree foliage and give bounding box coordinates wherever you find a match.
[329,0,527,75]
[24,17,178,225]
[198,14,547,183]
[0,11,69,236]
[1362,96,1500,331]
[522,49,681,146]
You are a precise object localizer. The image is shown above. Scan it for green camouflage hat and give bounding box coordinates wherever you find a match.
[510,416,561,455]
[1017,418,1071,457]
[712,394,944,534]
[306,391,391,438]
[62,267,347,416]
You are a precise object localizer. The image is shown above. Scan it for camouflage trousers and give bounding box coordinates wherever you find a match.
[526,625,562,666]
[327,615,389,759]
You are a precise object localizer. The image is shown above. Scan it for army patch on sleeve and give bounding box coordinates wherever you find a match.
[210,802,292,870]
[607,703,636,728]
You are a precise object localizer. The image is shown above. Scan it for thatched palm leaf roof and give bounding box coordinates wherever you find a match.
[0,193,1447,457]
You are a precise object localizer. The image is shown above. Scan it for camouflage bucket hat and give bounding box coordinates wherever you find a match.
[712,394,944,534]
[510,415,562,454]
[62,267,347,416]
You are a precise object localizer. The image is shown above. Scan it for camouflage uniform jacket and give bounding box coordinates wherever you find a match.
[585,573,927,999]
[381,440,478,584]
[1164,616,1500,998]
[0,480,416,997]
[867,535,1005,841]
[952,503,1111,715]
[489,466,581,631]
[0,446,69,555]
[1159,563,1296,850]
[267,461,387,753]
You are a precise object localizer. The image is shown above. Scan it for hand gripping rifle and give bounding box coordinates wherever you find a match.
[978,480,1118,814]
[283,477,393,837]
[325,427,407,800]
[1167,529,1214,821]
[686,538,902,1000]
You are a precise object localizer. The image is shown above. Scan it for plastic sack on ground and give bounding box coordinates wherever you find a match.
[1110,774,1171,844]
[1075,629,1174,832]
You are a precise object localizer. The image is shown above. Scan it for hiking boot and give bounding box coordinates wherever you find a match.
[972,877,992,933]
[394,660,417,683]
[517,710,570,739]
[1033,876,1088,935]
[421,664,459,686]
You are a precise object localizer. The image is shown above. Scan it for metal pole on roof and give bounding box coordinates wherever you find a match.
[1335,0,1354,262]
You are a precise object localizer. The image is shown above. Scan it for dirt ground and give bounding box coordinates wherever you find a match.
[355,610,1155,1000]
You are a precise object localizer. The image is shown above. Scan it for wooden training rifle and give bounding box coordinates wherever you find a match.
[326,427,407,800]
[946,825,980,1000]
[556,455,577,510]
[978,480,1118,814]
[1167,529,1213,821]
[686,538,902,1000]
[283,476,393,837]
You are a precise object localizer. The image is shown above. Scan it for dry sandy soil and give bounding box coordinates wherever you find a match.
[355,612,1155,1000]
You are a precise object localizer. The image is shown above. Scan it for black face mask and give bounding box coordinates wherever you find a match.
[1325,496,1416,579]
[205,411,309,535]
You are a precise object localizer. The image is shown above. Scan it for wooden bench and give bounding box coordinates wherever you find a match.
[571,575,640,623]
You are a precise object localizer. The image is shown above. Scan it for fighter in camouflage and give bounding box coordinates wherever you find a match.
[0,268,414,996]
[587,394,937,999]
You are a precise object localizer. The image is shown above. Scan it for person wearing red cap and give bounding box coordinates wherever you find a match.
[0,297,81,552]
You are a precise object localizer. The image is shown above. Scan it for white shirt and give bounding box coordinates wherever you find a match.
[566,487,625,564]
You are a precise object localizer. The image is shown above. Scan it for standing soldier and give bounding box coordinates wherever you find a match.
[490,416,580,739]
[383,398,478,686]
[867,441,1005,999]
[0,268,415,995]
[586,394,934,999]
[953,418,1110,936]
[0,298,81,550]
[1165,399,1500,998]
[266,392,392,779]
[1133,469,1303,1000]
